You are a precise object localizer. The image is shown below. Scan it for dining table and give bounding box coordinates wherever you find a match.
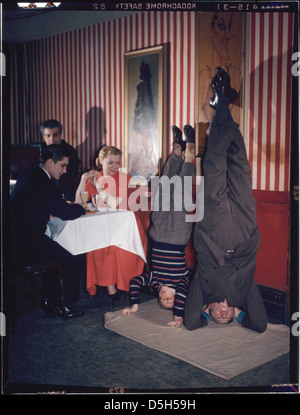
[45,208,147,263]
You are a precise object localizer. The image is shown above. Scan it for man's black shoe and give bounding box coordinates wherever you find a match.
[172,125,186,151]
[183,124,195,143]
[209,67,239,110]
[209,75,222,110]
[41,299,84,318]
[54,305,84,318]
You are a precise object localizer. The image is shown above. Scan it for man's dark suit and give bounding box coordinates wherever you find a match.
[184,111,268,333]
[10,166,85,306]
[42,140,80,201]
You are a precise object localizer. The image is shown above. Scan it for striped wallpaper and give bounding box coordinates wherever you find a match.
[10,11,197,172]
[9,11,294,191]
[244,12,294,192]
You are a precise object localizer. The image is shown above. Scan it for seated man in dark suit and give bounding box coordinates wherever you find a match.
[10,144,86,318]
[40,119,80,201]
[184,67,267,333]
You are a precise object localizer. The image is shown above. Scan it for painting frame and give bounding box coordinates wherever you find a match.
[124,45,164,185]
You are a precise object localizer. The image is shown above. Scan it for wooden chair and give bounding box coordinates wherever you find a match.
[9,211,67,333]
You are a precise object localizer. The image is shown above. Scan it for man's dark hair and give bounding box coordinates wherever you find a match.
[40,144,70,165]
[40,119,63,135]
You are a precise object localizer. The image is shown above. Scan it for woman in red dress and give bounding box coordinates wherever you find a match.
[75,146,147,301]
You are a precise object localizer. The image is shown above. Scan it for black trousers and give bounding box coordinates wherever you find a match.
[18,234,84,306]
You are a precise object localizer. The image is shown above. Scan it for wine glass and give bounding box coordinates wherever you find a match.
[80,191,88,204]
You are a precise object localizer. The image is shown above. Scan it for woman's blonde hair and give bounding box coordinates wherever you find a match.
[95,146,122,169]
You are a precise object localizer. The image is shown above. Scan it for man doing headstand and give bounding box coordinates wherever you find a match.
[184,67,267,333]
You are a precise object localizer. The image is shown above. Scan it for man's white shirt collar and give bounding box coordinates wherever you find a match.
[40,166,51,180]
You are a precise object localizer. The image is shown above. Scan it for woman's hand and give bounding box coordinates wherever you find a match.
[82,170,98,187]
[75,170,98,204]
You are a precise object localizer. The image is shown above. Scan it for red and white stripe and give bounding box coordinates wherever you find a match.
[244,12,294,192]
[9,11,294,193]
[10,11,197,172]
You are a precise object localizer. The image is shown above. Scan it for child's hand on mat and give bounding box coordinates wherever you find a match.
[122,304,139,315]
[167,316,183,327]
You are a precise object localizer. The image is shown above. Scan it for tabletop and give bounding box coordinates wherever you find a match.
[45,209,147,262]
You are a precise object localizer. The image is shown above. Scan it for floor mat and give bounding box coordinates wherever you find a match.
[104,300,289,380]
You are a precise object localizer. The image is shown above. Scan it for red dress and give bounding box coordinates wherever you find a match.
[85,170,147,295]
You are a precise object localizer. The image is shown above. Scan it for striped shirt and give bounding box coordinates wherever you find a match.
[129,241,190,317]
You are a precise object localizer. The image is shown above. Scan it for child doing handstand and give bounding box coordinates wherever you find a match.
[122,128,196,327]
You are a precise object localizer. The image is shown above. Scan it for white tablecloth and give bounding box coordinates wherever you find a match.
[45,209,147,261]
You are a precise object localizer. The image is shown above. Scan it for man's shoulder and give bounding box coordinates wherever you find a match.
[60,140,76,152]
[60,140,80,161]
[11,166,50,201]
[17,165,43,182]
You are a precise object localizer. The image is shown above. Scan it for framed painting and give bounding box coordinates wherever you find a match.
[124,46,164,185]
[196,11,244,156]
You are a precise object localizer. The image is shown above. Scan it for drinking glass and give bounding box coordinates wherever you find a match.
[92,193,104,209]
[91,194,98,208]
[80,191,88,204]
